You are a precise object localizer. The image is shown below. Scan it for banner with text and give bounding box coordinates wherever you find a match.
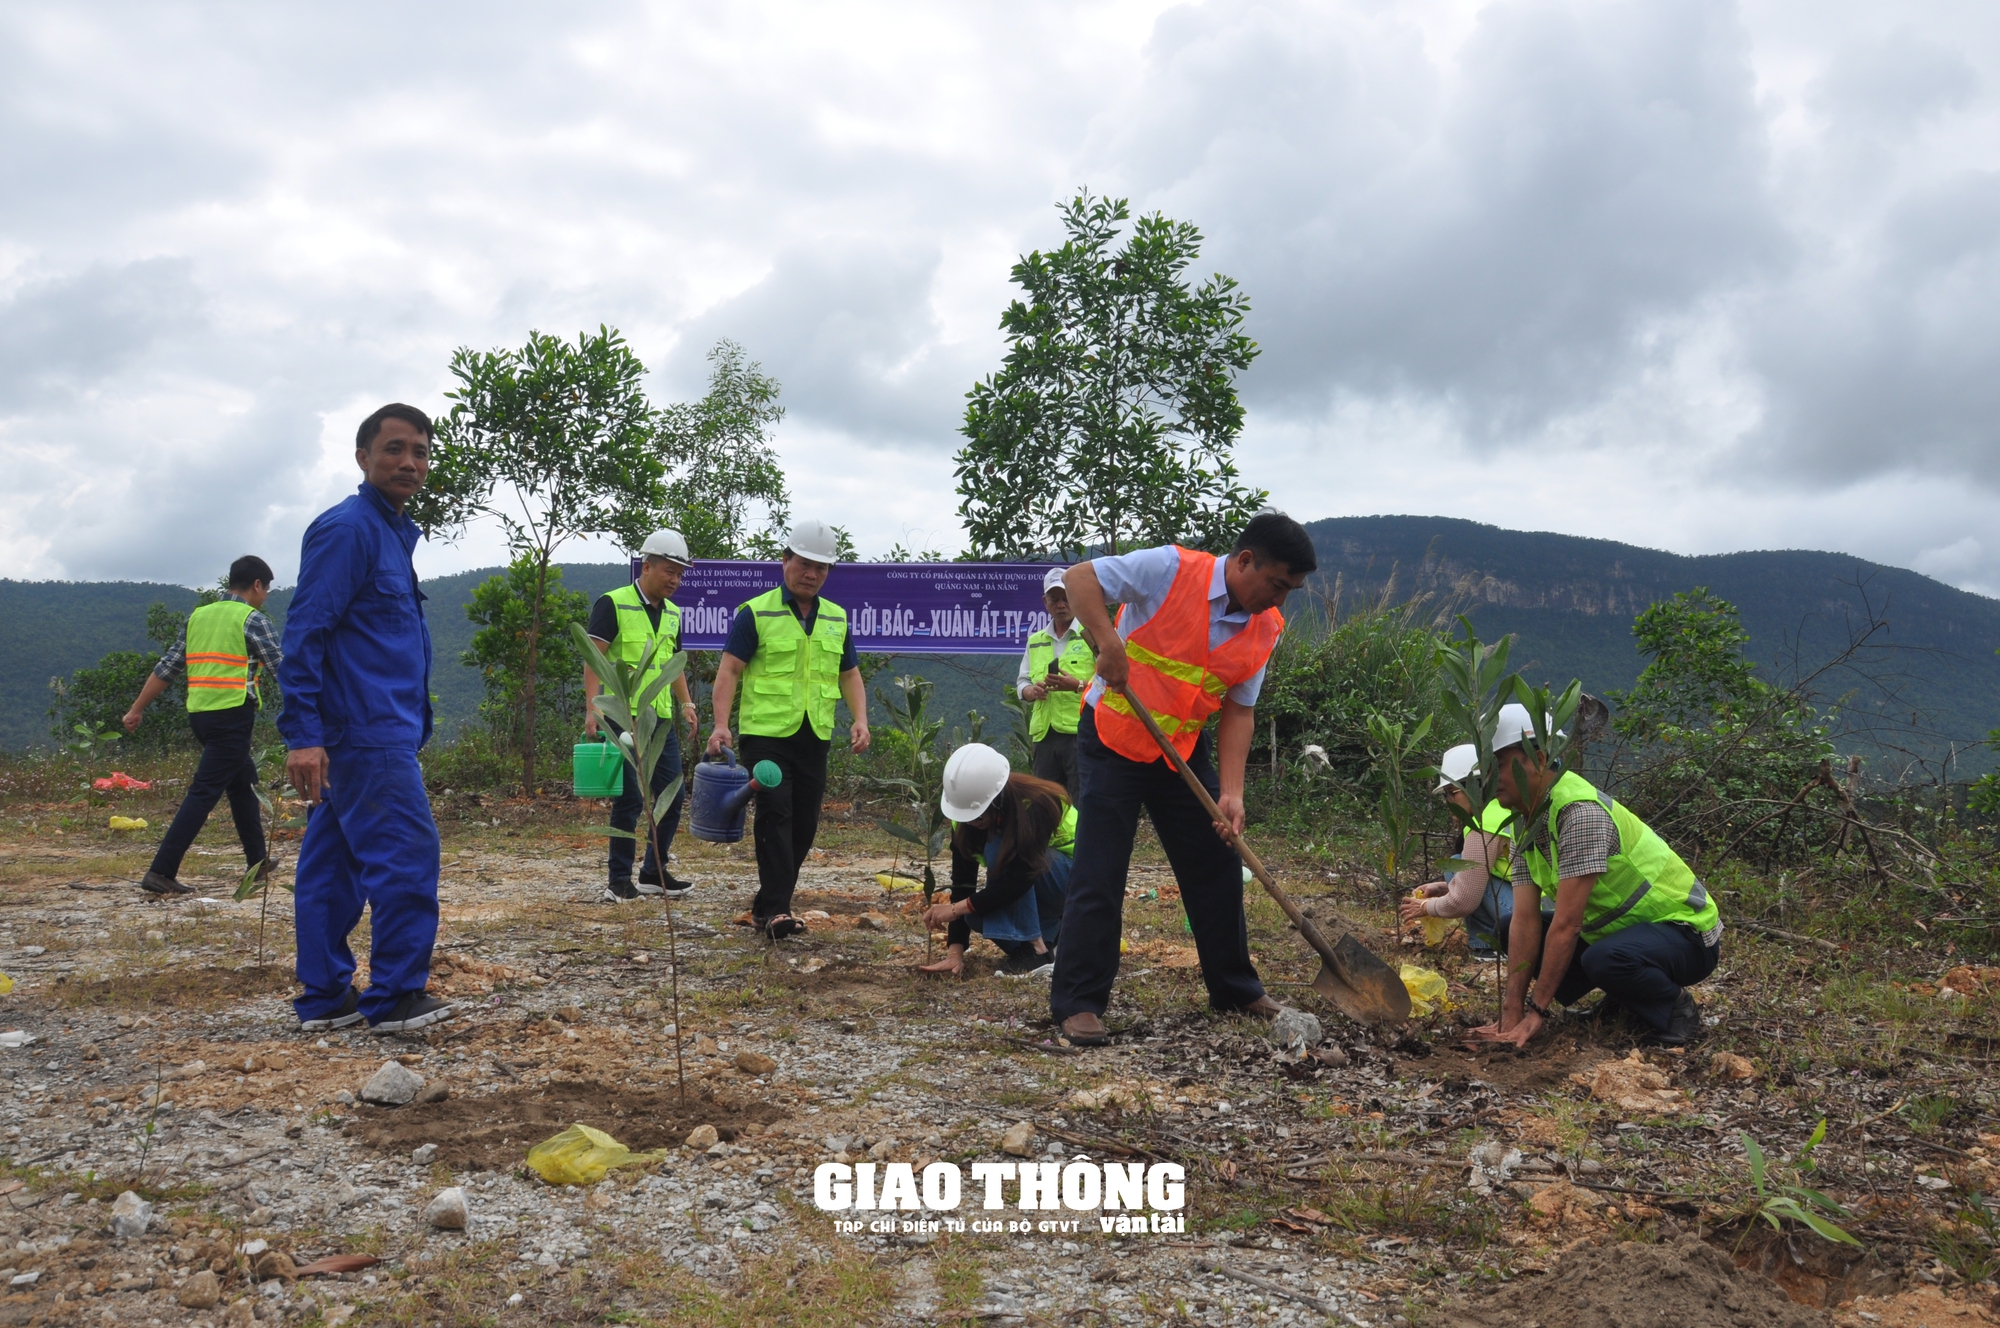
[632,560,1067,655]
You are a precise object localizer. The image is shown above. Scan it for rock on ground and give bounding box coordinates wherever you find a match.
[424,1187,469,1231]
[1001,1121,1034,1156]
[1271,1007,1322,1052]
[177,1270,221,1309]
[109,1190,152,1238]
[685,1124,719,1148]
[360,1059,426,1106]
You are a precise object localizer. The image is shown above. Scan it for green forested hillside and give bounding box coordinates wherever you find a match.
[14,521,2000,776]
[1303,516,2000,771]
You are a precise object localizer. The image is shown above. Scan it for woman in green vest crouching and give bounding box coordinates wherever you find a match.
[1470,705,1723,1051]
[918,743,1074,978]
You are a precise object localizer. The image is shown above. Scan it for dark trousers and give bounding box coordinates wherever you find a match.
[1552,921,1720,1033]
[607,723,685,891]
[1050,705,1264,1021]
[740,720,830,922]
[292,744,440,1023]
[1031,730,1079,801]
[149,702,265,880]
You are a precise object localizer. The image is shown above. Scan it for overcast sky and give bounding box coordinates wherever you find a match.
[3,0,1998,595]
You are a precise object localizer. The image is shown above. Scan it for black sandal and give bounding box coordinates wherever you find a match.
[759,914,807,940]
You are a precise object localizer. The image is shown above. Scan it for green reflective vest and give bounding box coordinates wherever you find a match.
[1025,628,1094,741]
[1521,771,1722,945]
[737,587,848,740]
[604,583,682,718]
[1471,798,1512,876]
[185,600,255,713]
[1051,802,1078,855]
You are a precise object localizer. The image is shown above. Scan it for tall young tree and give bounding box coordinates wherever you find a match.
[658,340,791,559]
[414,326,664,792]
[955,191,1267,559]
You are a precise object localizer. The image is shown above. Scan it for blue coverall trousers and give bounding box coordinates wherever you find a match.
[291,744,441,1024]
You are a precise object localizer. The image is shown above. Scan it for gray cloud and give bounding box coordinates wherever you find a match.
[0,0,1995,595]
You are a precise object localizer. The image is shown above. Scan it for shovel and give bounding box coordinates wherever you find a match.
[1115,682,1412,1027]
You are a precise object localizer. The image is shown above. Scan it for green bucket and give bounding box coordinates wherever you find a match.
[571,741,624,798]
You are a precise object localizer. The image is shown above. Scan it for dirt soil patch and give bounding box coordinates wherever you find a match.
[52,961,297,1010]
[1408,1037,1607,1094]
[1446,1235,1829,1328]
[353,1079,788,1170]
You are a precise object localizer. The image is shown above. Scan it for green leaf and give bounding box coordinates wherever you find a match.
[652,776,685,825]
[874,819,926,848]
[1790,1208,1862,1246]
[590,826,644,840]
[1741,1133,1768,1193]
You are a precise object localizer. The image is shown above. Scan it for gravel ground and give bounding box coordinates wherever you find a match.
[1,809,1996,1326]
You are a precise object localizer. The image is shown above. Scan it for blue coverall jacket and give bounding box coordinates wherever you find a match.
[278,481,433,750]
[279,480,441,1024]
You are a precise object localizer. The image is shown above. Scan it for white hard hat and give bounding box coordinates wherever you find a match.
[1492,702,1563,752]
[639,529,692,568]
[786,518,842,565]
[941,743,1013,822]
[1435,743,1478,792]
[1043,567,1070,595]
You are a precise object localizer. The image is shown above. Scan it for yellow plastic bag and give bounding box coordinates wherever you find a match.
[1400,964,1451,1018]
[1410,890,1448,948]
[0,973,13,996]
[525,1124,663,1186]
[875,873,923,893]
[108,816,148,831]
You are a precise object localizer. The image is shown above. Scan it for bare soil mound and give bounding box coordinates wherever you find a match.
[355,1079,787,1170]
[1446,1235,1828,1328]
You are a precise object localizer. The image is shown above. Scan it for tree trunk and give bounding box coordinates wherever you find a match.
[520,553,551,794]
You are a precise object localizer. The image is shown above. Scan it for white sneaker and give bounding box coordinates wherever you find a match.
[597,888,634,904]
[633,882,665,897]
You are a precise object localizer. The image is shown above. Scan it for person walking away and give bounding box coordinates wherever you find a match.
[125,556,283,896]
[705,519,871,938]
[1049,510,1315,1046]
[1468,704,1723,1051]
[1397,743,1521,956]
[279,403,453,1035]
[585,529,701,901]
[1017,567,1093,800]
[918,744,1075,978]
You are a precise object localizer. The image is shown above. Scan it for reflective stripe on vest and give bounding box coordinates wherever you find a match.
[1092,547,1283,764]
[605,583,682,717]
[185,600,255,713]
[737,587,848,740]
[1025,630,1094,741]
[1522,770,1723,944]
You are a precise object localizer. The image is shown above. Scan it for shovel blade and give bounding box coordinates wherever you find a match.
[1310,933,1412,1026]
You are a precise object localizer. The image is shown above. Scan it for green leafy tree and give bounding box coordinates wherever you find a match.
[657,340,791,559]
[1608,589,1831,860]
[955,190,1266,559]
[416,326,666,792]
[463,556,589,766]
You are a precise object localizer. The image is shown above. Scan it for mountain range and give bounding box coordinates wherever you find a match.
[8,516,1997,776]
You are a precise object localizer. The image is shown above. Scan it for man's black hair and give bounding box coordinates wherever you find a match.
[228,555,274,590]
[1234,510,1318,575]
[355,402,435,451]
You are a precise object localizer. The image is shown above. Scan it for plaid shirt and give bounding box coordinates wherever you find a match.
[154,593,284,702]
[1509,799,1619,887]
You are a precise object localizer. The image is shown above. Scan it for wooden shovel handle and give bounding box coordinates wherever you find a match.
[1113,683,1348,972]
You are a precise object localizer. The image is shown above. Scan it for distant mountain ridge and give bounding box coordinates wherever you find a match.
[8,518,1998,774]
[1302,516,2000,772]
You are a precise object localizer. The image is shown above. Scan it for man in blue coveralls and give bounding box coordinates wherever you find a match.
[279,403,453,1034]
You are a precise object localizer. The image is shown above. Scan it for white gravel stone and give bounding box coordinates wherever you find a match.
[360,1060,425,1106]
[108,1190,152,1237]
[424,1187,469,1230]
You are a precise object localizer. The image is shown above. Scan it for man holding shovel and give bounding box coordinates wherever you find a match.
[1048,511,1315,1046]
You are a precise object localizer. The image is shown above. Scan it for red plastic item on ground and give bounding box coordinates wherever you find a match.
[92,772,152,792]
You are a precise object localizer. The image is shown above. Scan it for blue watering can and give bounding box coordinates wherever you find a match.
[690,747,782,843]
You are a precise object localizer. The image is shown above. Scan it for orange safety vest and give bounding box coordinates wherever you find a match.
[1093,547,1283,764]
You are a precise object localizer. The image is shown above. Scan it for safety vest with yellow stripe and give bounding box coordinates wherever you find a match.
[184,599,256,713]
[737,587,848,740]
[1025,628,1094,741]
[604,583,682,718]
[1521,771,1723,946]
[1094,547,1284,764]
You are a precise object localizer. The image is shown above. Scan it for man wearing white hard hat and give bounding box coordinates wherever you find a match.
[1471,703,1723,1051]
[707,519,871,937]
[584,529,701,902]
[1397,743,1520,955]
[1016,566,1095,800]
[915,743,1076,978]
